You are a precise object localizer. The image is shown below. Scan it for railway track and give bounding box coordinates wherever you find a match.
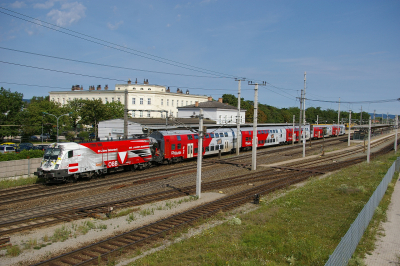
[0,135,347,206]
[30,139,397,266]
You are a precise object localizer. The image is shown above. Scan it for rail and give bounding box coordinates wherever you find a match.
[324,156,400,266]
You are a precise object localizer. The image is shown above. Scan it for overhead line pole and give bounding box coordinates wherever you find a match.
[196,109,204,198]
[337,97,341,137]
[124,89,128,139]
[302,72,306,158]
[367,117,371,163]
[348,110,352,147]
[235,78,245,156]
[248,81,266,171]
[395,115,398,153]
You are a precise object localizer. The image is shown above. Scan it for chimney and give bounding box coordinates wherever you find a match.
[218,98,223,103]
[195,101,199,107]
[208,96,213,101]
[80,85,83,90]
[128,79,131,84]
[89,86,94,91]
[177,88,180,93]
[104,85,108,90]
[186,89,189,94]
[166,87,170,92]
[97,85,101,90]
[135,78,137,84]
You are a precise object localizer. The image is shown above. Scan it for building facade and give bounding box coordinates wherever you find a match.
[177,97,246,124]
[49,79,209,118]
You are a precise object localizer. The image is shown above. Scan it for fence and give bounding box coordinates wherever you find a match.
[325,157,400,266]
[0,158,42,180]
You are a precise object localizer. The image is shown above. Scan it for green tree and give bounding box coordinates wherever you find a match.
[78,99,107,136]
[0,87,25,140]
[104,101,124,120]
[20,96,65,137]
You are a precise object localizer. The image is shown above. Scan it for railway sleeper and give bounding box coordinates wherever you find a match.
[90,247,108,254]
[111,239,130,246]
[99,244,114,251]
[71,255,85,261]
[60,257,77,265]
[81,251,98,258]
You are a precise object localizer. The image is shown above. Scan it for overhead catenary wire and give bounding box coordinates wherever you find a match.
[0,7,238,79]
[0,47,230,79]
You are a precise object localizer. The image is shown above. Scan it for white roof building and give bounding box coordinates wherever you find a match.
[177,97,246,124]
[49,79,209,118]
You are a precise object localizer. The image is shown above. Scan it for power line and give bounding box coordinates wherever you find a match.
[0,7,239,79]
[0,46,231,79]
[306,98,400,104]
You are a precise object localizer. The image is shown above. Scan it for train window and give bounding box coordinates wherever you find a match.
[194,148,198,153]
[249,131,252,135]
[205,146,209,152]
[90,144,96,147]
[177,136,181,141]
[210,133,215,138]
[187,135,193,140]
[258,130,260,134]
[97,143,102,146]
[211,146,215,151]
[68,150,73,158]
[194,134,199,139]
[220,133,224,137]
[220,144,224,150]
[178,143,181,149]
[205,134,209,138]
[224,132,228,137]
[171,144,176,150]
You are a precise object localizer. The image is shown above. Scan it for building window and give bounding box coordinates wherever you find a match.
[62,98,65,104]
[132,98,135,104]
[140,111,143,117]
[190,101,192,105]
[131,111,135,117]
[105,97,108,103]
[186,101,188,106]
[147,111,150,117]
[112,97,114,102]
[181,100,183,106]
[177,100,179,107]
[172,100,174,106]
[117,97,120,102]
[140,88,143,90]
[148,98,151,105]
[132,87,136,90]
[140,98,143,105]
[68,98,71,101]
[161,99,163,105]
[148,88,151,90]
[167,99,169,106]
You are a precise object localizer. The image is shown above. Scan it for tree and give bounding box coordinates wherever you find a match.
[0,87,25,140]
[78,99,107,135]
[104,101,124,120]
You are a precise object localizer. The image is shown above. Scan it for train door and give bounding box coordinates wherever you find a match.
[187,143,193,158]
[224,140,229,152]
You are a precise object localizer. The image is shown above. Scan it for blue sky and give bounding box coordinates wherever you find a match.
[0,0,399,116]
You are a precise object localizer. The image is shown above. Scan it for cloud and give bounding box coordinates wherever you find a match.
[46,2,86,26]
[107,21,123,30]
[10,1,26,8]
[34,0,56,9]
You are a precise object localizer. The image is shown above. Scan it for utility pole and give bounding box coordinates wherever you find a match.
[235,78,245,156]
[395,115,398,152]
[367,117,371,163]
[292,115,295,145]
[373,110,376,125]
[317,115,319,125]
[298,88,303,145]
[124,89,128,139]
[248,81,266,171]
[338,97,341,126]
[387,112,389,124]
[360,106,363,125]
[302,72,306,158]
[348,110,352,146]
[196,109,204,198]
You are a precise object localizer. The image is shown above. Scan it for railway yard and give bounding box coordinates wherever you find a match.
[0,133,399,266]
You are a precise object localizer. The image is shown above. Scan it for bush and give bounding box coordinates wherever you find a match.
[0,149,44,162]
[77,131,89,141]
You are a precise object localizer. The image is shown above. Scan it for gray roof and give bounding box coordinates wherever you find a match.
[178,101,239,110]
[127,117,216,125]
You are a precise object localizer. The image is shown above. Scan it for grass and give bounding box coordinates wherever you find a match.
[129,152,399,266]
[0,176,44,189]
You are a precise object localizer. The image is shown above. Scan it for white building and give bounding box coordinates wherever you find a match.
[49,79,209,118]
[178,97,246,124]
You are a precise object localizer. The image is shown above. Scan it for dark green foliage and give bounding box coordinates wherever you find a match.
[0,149,44,161]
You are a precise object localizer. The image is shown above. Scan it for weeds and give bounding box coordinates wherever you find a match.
[6,245,21,256]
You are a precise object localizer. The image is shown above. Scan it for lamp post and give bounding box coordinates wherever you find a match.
[43,112,71,142]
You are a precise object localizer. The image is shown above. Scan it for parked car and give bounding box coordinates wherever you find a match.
[17,143,35,152]
[40,134,51,140]
[35,144,49,151]
[30,135,39,141]
[1,142,16,146]
[0,145,16,154]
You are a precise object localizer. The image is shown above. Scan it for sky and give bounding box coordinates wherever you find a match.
[0,0,399,116]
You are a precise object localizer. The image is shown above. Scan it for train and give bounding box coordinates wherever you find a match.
[34,124,345,183]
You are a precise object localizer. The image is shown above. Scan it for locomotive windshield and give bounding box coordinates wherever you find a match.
[44,148,62,160]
